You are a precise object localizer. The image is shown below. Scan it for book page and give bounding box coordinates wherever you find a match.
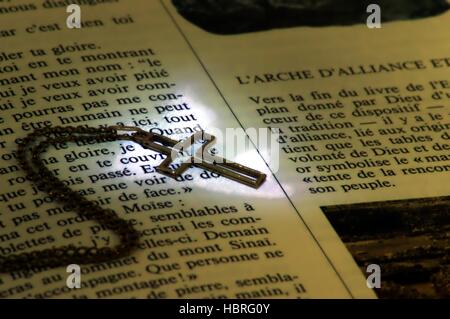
[1,0,448,299]
[0,0,372,299]
[165,0,450,298]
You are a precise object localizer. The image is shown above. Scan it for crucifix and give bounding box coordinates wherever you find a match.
[116,126,266,189]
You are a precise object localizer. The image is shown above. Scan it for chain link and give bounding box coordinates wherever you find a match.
[0,126,140,273]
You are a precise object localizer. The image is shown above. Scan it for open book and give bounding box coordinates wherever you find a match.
[0,0,448,299]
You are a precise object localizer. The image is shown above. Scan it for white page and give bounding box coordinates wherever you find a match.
[163,0,450,299]
[0,0,373,298]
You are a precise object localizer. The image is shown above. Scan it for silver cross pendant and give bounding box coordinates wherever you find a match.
[113,126,266,189]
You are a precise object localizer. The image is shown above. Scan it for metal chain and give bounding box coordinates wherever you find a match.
[0,126,140,273]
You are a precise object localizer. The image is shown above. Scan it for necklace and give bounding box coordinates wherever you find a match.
[1,125,266,273]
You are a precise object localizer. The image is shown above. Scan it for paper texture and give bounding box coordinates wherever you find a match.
[0,0,448,298]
